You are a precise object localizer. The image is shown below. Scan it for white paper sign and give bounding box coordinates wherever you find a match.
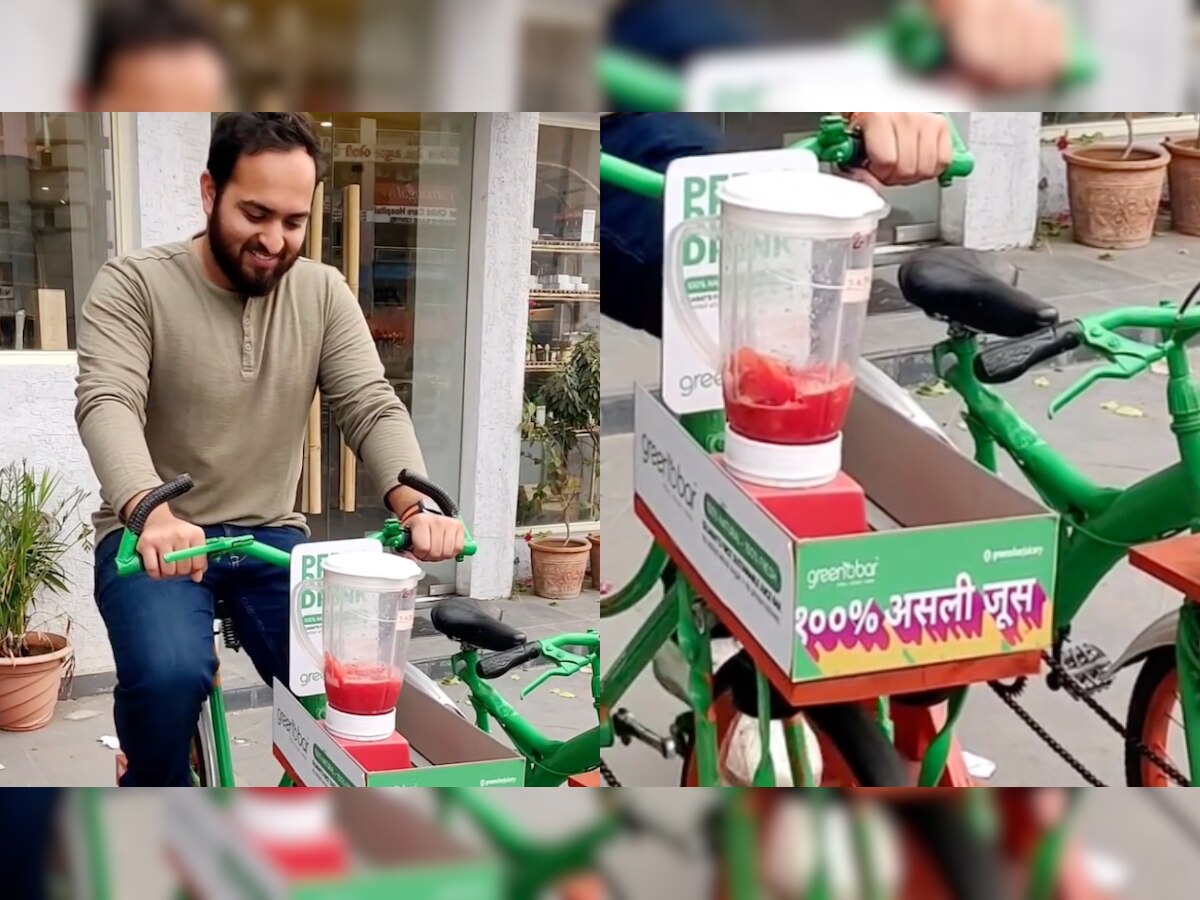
[682,47,969,112]
[288,538,384,696]
[662,149,818,415]
[633,387,796,670]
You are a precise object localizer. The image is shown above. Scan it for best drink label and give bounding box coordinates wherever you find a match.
[289,539,384,697]
[662,149,818,415]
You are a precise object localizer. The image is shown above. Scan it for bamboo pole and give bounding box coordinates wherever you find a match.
[303,181,325,514]
[340,184,361,513]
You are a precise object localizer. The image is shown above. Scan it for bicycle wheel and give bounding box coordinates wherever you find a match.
[739,794,1005,900]
[680,675,907,787]
[1125,647,1189,786]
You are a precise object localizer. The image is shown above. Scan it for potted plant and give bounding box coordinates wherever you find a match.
[0,461,89,731]
[1166,114,1200,236]
[1063,112,1169,249]
[520,332,599,600]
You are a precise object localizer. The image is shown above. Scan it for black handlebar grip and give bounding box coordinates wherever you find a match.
[398,468,458,517]
[974,322,1083,385]
[842,135,869,170]
[476,642,542,680]
[125,474,194,536]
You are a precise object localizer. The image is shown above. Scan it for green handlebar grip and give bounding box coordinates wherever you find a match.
[463,538,478,557]
[596,48,683,112]
[601,152,666,199]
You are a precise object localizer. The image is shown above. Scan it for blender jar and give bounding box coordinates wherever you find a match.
[667,170,887,487]
[291,551,422,741]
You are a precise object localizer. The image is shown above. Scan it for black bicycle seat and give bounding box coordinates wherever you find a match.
[430,598,527,652]
[898,249,1059,338]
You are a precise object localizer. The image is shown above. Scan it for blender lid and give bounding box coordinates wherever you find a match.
[322,550,423,583]
[719,170,887,221]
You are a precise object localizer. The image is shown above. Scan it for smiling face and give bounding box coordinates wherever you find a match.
[200,148,315,296]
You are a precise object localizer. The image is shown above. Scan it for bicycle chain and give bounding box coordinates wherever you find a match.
[989,646,1190,787]
[600,757,622,786]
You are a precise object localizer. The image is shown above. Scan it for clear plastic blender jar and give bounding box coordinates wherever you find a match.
[667,170,888,487]
[291,551,422,741]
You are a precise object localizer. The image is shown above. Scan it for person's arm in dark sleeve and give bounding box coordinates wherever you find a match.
[600,113,725,339]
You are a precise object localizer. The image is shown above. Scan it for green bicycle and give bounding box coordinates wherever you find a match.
[602,105,1200,792]
[114,469,600,788]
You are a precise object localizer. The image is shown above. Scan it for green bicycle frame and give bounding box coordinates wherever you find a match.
[936,305,1200,782]
[448,632,603,787]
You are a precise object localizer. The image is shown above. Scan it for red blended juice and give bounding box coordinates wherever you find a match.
[323,653,403,716]
[724,347,855,445]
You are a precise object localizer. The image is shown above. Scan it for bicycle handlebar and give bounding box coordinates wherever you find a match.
[601,112,974,200]
[114,469,477,577]
[598,4,1097,111]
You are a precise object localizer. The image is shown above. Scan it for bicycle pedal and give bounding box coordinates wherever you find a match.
[1059,642,1114,694]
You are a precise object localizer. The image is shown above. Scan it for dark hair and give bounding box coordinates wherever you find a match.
[82,0,227,96]
[207,113,325,191]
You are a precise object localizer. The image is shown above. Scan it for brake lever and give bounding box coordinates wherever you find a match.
[1048,325,1165,417]
[519,642,589,699]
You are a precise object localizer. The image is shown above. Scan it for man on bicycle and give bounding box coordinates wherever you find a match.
[76,112,465,786]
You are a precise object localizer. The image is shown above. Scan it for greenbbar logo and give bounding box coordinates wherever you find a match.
[806,558,880,590]
[641,434,698,511]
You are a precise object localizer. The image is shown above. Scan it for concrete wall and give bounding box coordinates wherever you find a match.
[941,112,1043,251]
[457,113,539,599]
[0,355,105,673]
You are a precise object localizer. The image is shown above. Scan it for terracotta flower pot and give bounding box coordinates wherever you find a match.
[529,537,592,600]
[1063,144,1169,249]
[1167,138,1200,236]
[588,533,600,589]
[0,632,72,732]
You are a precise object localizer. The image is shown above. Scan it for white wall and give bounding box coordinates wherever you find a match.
[0,355,106,674]
[134,113,210,245]
[941,112,1042,250]
[457,113,539,599]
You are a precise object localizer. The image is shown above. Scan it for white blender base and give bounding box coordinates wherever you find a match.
[724,429,841,488]
[323,705,394,742]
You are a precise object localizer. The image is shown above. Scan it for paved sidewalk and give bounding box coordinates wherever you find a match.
[3,590,598,786]
[0,661,597,787]
[62,589,599,711]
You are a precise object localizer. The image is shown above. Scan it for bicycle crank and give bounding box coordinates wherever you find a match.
[612,708,680,758]
[989,639,1189,787]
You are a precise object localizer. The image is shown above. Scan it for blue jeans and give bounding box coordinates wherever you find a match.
[94,524,306,786]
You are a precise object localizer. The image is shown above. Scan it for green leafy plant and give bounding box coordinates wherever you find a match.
[0,462,90,657]
[520,331,600,542]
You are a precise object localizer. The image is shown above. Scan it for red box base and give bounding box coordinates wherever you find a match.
[330,729,412,772]
[718,463,868,540]
[251,835,354,880]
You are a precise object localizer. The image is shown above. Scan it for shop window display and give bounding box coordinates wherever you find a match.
[517,123,601,530]
[0,113,112,352]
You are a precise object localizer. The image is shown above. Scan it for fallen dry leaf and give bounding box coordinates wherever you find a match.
[64,709,100,722]
[549,689,576,699]
[1114,405,1145,418]
[914,380,951,398]
[1100,401,1120,411]
[956,420,969,431]
[440,675,461,686]
[511,674,521,681]
[1033,376,1051,388]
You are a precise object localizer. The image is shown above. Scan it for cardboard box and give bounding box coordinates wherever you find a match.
[273,679,525,787]
[165,790,504,899]
[633,386,1059,684]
